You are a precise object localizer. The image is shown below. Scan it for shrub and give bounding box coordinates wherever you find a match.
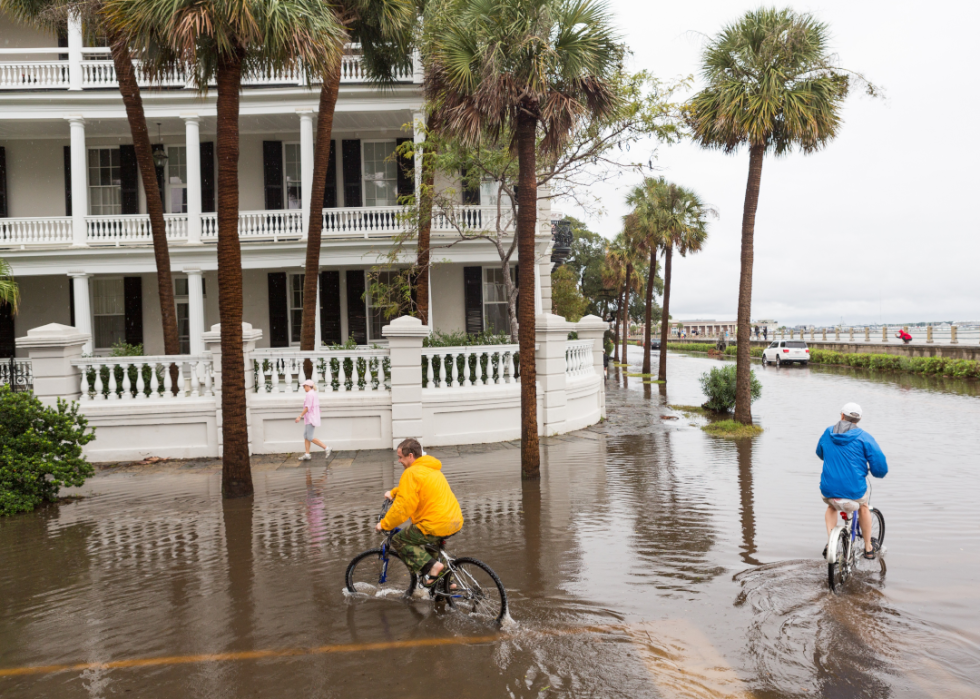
[698,364,762,412]
[0,387,95,517]
[423,330,511,348]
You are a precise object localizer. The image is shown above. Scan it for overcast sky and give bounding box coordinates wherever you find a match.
[558,1,980,326]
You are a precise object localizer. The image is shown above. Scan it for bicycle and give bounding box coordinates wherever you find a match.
[825,492,885,593]
[345,500,508,625]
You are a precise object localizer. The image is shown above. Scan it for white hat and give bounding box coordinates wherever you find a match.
[302,379,315,388]
[841,402,862,419]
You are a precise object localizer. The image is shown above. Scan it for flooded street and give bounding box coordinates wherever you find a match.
[2,351,978,697]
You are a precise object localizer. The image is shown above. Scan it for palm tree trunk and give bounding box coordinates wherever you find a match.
[657,245,673,383]
[734,145,764,425]
[108,37,180,364]
[300,60,343,371]
[622,263,632,367]
[515,112,539,480]
[614,283,624,362]
[216,53,253,498]
[415,112,437,326]
[642,249,657,375]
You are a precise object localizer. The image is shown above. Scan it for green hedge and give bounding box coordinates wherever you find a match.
[666,342,980,379]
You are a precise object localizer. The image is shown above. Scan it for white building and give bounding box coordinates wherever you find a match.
[0,14,556,358]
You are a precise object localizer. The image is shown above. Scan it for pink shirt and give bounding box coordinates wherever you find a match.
[303,390,321,426]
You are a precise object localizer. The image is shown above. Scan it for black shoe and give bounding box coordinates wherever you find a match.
[862,549,876,560]
[822,545,828,558]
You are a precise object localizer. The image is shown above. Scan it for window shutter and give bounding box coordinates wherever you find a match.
[267,272,289,347]
[57,25,68,61]
[63,145,72,216]
[322,140,337,209]
[0,302,14,358]
[124,276,143,346]
[200,141,215,213]
[319,270,341,345]
[119,145,139,214]
[341,140,362,208]
[460,167,480,206]
[346,270,367,345]
[69,279,75,327]
[151,144,165,211]
[464,266,483,335]
[0,147,7,218]
[263,141,284,210]
[395,137,413,200]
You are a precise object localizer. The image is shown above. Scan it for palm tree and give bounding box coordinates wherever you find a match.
[686,8,864,423]
[0,259,20,312]
[106,0,346,497]
[427,0,619,479]
[2,0,181,360]
[624,207,665,376]
[299,0,415,358]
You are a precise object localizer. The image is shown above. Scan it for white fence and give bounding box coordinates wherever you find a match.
[422,345,520,389]
[86,214,189,245]
[252,348,390,394]
[0,217,73,246]
[73,355,214,401]
[565,340,594,379]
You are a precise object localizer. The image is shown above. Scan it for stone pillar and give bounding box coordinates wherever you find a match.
[926,325,933,343]
[382,315,430,448]
[68,272,92,354]
[535,313,570,436]
[299,110,314,239]
[182,115,203,245]
[951,325,959,344]
[834,327,840,341]
[864,327,870,342]
[16,324,89,408]
[184,267,205,354]
[822,328,827,341]
[67,12,83,91]
[577,314,607,419]
[848,327,854,342]
[882,326,888,342]
[534,260,543,315]
[202,323,263,455]
[67,117,88,246]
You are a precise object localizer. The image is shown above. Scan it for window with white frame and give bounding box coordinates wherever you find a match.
[88,148,122,215]
[483,267,513,335]
[174,276,206,354]
[479,179,512,209]
[289,273,304,344]
[166,145,188,214]
[284,143,302,210]
[368,270,396,341]
[362,141,398,207]
[92,278,126,349]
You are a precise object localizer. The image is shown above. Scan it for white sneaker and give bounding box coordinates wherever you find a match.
[322,448,332,458]
[298,453,312,461]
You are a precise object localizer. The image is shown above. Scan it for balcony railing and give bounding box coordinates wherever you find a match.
[0,48,418,90]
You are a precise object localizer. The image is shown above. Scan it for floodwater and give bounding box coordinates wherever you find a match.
[1,352,979,698]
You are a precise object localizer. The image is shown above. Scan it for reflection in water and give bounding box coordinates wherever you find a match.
[735,438,761,567]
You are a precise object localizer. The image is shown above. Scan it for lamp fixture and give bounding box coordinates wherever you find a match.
[152,122,168,169]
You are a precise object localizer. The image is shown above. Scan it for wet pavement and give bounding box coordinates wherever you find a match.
[1,351,978,697]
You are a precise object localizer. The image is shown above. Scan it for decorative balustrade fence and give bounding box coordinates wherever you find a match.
[73,355,214,400]
[0,61,69,89]
[86,214,188,245]
[0,358,33,392]
[565,340,595,379]
[421,345,520,389]
[0,217,73,246]
[252,349,390,394]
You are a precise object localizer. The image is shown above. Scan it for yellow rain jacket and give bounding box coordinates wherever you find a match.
[380,455,463,537]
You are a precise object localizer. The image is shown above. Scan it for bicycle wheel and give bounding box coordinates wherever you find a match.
[827,531,849,593]
[869,508,885,550]
[444,557,507,625]
[345,548,417,599]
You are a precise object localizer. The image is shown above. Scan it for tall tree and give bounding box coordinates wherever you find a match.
[2,0,180,361]
[624,209,664,375]
[299,0,415,361]
[427,0,619,479]
[686,8,872,423]
[107,0,346,497]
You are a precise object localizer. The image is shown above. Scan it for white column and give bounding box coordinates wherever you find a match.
[299,110,314,240]
[69,272,93,354]
[67,117,88,247]
[383,316,430,448]
[185,267,205,354]
[183,115,202,245]
[67,12,83,91]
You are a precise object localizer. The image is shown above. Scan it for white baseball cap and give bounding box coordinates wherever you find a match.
[841,402,863,419]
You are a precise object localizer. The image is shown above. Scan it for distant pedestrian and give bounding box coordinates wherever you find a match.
[295,379,330,460]
[896,329,912,344]
[754,325,759,339]
[763,327,768,341]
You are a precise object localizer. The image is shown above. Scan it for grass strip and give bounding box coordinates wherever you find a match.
[701,420,764,438]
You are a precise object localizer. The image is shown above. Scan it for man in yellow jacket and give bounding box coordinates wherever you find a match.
[376,438,464,585]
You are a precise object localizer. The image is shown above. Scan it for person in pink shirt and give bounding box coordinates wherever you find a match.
[294,379,329,460]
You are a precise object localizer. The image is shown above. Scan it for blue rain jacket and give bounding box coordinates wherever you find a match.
[816,427,888,500]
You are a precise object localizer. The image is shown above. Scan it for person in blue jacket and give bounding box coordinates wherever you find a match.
[817,402,888,559]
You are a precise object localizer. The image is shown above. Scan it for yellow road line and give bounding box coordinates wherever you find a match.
[0,626,613,678]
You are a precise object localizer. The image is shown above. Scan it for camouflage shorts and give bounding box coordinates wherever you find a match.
[390,524,443,574]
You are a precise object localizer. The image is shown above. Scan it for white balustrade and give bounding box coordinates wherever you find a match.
[0,217,73,247]
[0,61,70,89]
[238,210,304,241]
[321,207,405,238]
[565,340,594,379]
[421,345,519,389]
[252,349,390,394]
[73,355,213,400]
[86,214,188,245]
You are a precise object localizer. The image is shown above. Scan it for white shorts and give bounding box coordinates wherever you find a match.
[823,493,869,512]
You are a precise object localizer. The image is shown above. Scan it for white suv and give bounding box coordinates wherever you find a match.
[762,340,810,366]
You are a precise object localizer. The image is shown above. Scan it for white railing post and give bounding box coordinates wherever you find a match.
[203,322,262,456]
[16,324,88,408]
[536,313,570,437]
[382,316,430,449]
